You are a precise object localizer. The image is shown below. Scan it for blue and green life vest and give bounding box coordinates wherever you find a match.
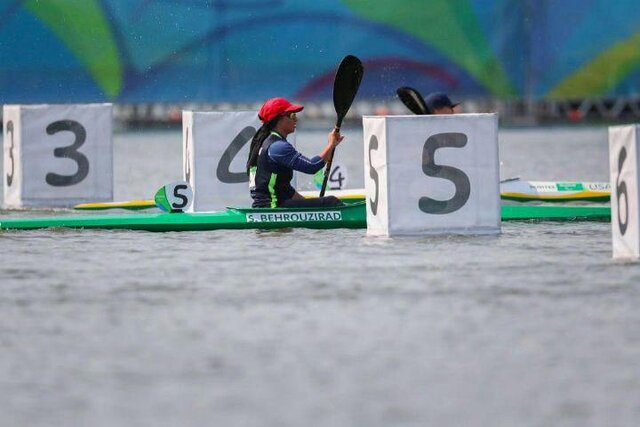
[250,132,295,208]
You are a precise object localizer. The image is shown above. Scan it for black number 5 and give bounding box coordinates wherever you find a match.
[6,120,14,187]
[45,120,89,187]
[172,184,189,209]
[368,135,379,215]
[419,132,471,214]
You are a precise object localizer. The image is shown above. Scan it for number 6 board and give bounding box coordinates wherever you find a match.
[609,125,640,260]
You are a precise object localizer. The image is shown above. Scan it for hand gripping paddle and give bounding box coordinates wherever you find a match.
[319,55,364,197]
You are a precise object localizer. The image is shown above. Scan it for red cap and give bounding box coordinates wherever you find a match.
[258,97,304,123]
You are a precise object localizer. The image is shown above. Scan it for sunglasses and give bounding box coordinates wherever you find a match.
[285,112,297,120]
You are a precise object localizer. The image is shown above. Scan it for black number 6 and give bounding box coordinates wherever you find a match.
[419,132,471,214]
[616,147,629,236]
[45,120,89,187]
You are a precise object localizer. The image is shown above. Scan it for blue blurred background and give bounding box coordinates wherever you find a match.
[1,0,639,105]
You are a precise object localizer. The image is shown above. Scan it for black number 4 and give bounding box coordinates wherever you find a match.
[217,126,256,184]
[329,165,345,189]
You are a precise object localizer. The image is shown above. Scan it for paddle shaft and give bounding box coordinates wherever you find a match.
[319,124,341,197]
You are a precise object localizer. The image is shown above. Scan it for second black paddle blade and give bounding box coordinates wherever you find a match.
[333,55,364,128]
[397,86,430,115]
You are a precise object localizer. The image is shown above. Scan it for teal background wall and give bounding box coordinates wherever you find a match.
[2,0,640,103]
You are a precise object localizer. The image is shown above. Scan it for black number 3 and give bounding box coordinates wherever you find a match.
[45,120,89,187]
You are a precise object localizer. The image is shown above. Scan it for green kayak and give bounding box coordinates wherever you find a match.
[0,202,611,232]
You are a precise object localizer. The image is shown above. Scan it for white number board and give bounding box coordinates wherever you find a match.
[363,114,501,236]
[3,104,113,208]
[183,111,296,212]
[609,125,640,260]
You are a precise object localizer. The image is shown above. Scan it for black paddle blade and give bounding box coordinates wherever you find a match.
[320,55,363,197]
[333,55,364,130]
[397,86,429,115]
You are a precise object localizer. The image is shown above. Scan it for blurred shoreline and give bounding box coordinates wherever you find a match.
[101,96,640,129]
[3,97,640,131]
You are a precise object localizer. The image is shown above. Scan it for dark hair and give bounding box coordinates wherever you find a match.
[246,116,280,175]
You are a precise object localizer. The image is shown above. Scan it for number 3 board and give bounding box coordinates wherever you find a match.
[3,104,113,208]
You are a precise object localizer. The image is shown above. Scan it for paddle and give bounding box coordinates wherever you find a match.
[319,55,364,197]
[397,86,430,115]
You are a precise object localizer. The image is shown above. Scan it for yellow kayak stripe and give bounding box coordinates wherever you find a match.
[311,191,611,201]
[315,194,365,200]
[74,199,155,210]
[501,190,610,200]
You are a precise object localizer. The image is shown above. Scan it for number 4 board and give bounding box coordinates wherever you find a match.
[183,111,297,212]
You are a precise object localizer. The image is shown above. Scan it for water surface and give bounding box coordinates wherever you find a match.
[1,126,639,427]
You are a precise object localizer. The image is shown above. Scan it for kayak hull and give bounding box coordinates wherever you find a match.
[1,202,611,232]
[500,205,610,222]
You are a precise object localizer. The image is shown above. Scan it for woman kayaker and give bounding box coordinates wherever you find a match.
[247,97,344,208]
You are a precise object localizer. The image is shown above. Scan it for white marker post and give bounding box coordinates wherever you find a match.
[609,125,640,260]
[183,111,296,211]
[3,104,113,208]
[363,114,500,236]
